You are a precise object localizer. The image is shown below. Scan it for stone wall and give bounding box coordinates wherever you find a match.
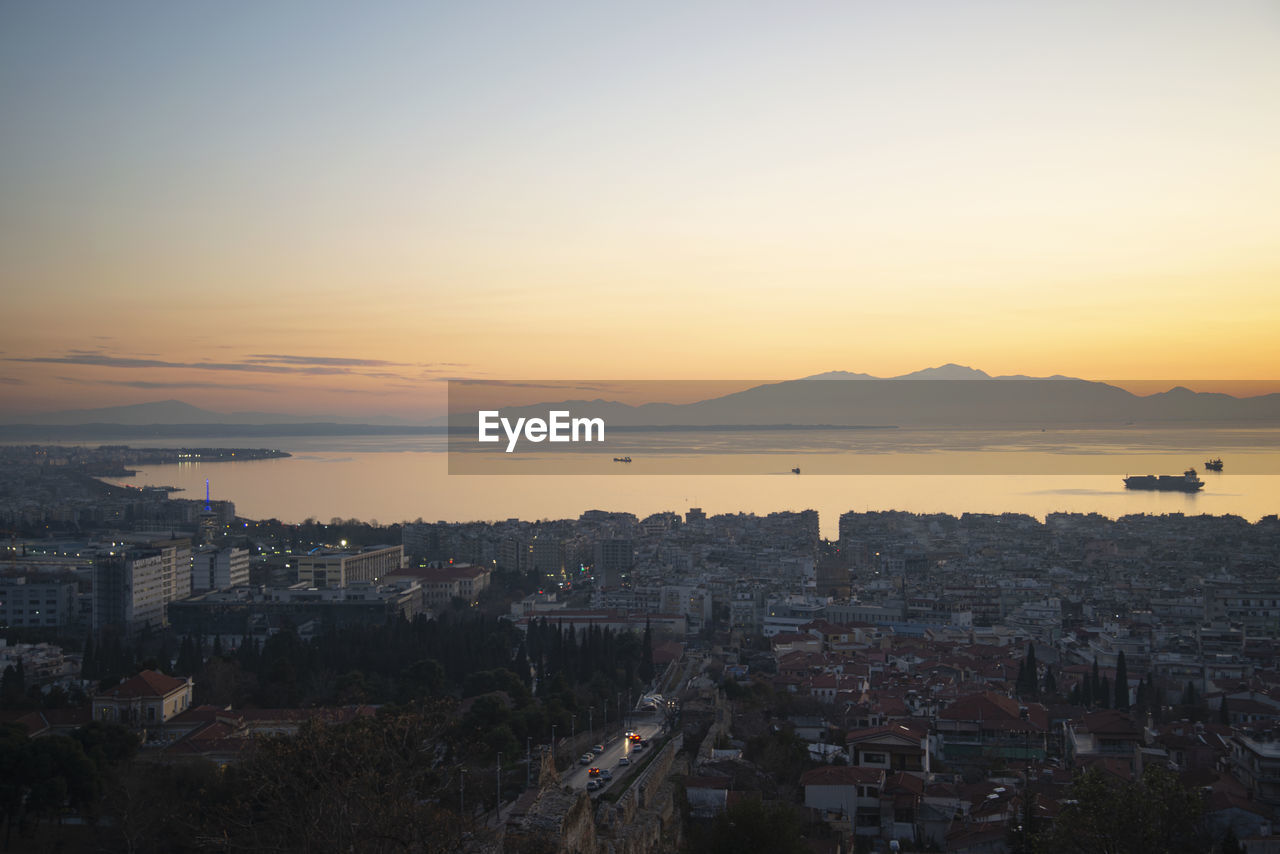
[594,735,686,854]
[504,787,596,854]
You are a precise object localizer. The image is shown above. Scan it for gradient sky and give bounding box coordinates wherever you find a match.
[2,1,1278,418]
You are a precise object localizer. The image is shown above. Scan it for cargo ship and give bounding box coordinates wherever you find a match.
[1123,469,1204,492]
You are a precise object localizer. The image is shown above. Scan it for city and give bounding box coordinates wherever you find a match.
[2,444,1279,852]
[4,2,1277,852]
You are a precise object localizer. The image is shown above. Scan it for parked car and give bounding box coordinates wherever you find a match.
[592,744,604,753]
[579,753,593,765]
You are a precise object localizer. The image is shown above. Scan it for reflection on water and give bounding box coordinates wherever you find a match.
[100,428,1280,539]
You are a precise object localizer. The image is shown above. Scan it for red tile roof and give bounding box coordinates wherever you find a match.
[95,670,188,699]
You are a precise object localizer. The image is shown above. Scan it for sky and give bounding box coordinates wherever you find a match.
[2,1,1278,419]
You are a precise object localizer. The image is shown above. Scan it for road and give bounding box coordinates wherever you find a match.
[558,709,664,795]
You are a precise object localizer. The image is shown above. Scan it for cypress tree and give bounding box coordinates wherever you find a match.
[1099,675,1111,709]
[1114,651,1129,711]
[82,634,96,680]
[639,618,655,684]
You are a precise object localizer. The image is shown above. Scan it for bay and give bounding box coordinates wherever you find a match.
[94,428,1280,539]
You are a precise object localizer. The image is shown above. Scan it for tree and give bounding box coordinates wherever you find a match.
[1114,651,1129,711]
[72,721,139,771]
[1019,643,1039,698]
[0,663,27,710]
[1009,789,1042,854]
[210,707,460,853]
[639,619,655,685]
[1134,676,1149,723]
[694,798,810,854]
[1220,695,1231,726]
[1035,765,1208,854]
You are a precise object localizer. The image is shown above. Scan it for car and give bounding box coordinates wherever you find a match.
[618,757,630,766]
[587,767,601,777]
[633,742,645,752]
[586,779,601,791]
[592,744,604,753]
[579,753,593,765]
[600,769,612,780]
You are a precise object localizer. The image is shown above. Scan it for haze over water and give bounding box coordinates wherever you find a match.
[101,430,1280,539]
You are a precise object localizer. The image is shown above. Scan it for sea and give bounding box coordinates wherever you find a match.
[88,427,1280,539]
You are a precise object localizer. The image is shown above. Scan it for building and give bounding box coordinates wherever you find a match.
[1063,709,1146,774]
[511,609,686,639]
[593,539,633,588]
[1208,585,1280,638]
[934,692,1048,765]
[0,640,72,684]
[167,580,426,642]
[191,545,250,593]
[846,722,931,776]
[93,669,193,731]
[800,765,887,836]
[528,537,565,582]
[386,563,491,608]
[296,545,403,588]
[93,538,192,636]
[0,575,77,630]
[1229,732,1280,808]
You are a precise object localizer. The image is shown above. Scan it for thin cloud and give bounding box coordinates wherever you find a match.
[0,377,24,385]
[55,376,279,392]
[12,353,372,376]
[245,354,411,368]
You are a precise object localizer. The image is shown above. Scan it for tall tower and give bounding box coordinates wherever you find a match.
[198,479,219,544]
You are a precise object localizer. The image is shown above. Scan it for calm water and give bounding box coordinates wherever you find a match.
[96,429,1280,538]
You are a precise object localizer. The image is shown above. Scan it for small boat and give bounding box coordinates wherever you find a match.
[791,467,801,474]
[613,456,632,463]
[1204,458,1224,472]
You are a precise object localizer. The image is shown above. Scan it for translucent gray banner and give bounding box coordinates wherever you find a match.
[446,379,1280,475]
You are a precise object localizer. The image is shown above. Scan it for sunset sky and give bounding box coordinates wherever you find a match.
[2,1,1278,419]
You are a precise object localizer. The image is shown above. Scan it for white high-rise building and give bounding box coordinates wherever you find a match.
[93,538,192,636]
[191,546,250,592]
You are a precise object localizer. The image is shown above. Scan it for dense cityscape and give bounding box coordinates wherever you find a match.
[1,443,1278,852]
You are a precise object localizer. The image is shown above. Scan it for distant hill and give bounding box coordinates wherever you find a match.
[1,399,420,427]
[451,367,1280,428]
[10,367,1280,435]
